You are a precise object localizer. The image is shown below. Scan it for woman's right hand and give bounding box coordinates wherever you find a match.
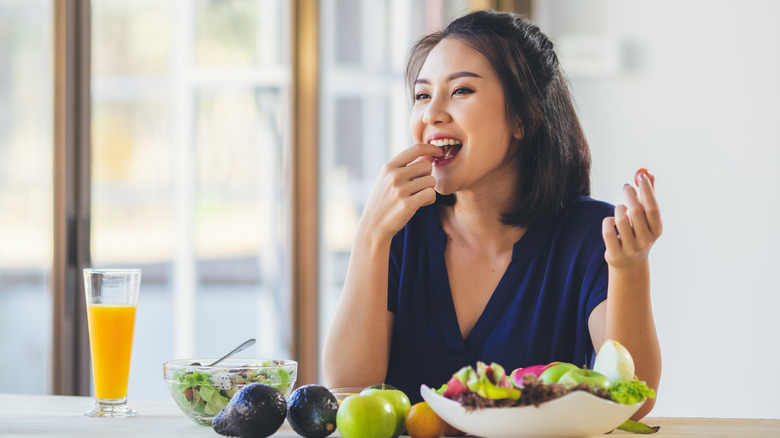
[359,143,443,241]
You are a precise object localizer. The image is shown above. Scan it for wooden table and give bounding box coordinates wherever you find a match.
[1,393,778,437]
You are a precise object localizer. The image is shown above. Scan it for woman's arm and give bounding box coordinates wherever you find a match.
[321,228,396,388]
[589,171,662,420]
[322,143,443,388]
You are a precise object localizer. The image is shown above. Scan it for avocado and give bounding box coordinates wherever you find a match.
[287,384,339,438]
[213,383,287,438]
[212,407,237,437]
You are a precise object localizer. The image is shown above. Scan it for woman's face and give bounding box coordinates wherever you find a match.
[410,37,521,197]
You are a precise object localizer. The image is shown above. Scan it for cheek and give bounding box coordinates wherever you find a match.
[409,109,424,141]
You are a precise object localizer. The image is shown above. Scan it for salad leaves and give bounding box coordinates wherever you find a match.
[173,370,235,416]
[172,364,294,420]
[437,363,655,409]
[608,379,656,405]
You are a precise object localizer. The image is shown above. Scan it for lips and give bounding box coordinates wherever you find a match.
[428,138,462,160]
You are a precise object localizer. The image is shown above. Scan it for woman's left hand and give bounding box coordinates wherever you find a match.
[602,170,663,269]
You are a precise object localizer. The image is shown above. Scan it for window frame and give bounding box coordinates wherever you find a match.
[50,0,528,396]
[53,0,92,396]
[51,0,321,395]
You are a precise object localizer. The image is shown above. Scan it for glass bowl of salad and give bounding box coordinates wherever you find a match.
[163,358,297,425]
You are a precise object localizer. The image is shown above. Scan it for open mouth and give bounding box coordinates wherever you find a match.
[429,139,463,160]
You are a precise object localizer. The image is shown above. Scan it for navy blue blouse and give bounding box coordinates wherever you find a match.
[385,196,613,403]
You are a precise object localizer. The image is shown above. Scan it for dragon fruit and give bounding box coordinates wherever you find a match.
[441,362,520,401]
[509,362,559,386]
[211,372,237,391]
[442,365,474,398]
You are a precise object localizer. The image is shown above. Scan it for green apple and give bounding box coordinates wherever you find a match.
[361,384,411,438]
[336,393,396,438]
[593,339,635,383]
[558,368,611,390]
[538,362,579,384]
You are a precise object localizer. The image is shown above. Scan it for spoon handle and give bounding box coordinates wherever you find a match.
[206,338,256,367]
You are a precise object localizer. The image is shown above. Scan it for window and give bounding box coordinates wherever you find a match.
[90,0,291,399]
[317,0,476,376]
[0,0,501,397]
[0,0,54,395]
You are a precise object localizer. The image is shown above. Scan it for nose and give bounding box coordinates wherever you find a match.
[422,94,451,125]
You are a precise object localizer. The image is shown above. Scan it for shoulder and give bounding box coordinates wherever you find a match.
[563,196,614,225]
[546,196,613,250]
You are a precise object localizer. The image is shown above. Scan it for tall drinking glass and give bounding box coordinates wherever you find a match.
[83,268,141,417]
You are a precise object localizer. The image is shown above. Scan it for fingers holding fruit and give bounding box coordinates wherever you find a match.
[362,143,443,240]
[633,170,662,237]
[634,168,655,189]
[602,169,663,269]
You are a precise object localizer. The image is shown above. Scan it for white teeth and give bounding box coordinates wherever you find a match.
[429,139,462,147]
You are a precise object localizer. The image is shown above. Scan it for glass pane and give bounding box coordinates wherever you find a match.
[91,0,291,400]
[318,0,433,367]
[318,0,482,377]
[0,0,54,394]
[194,0,257,65]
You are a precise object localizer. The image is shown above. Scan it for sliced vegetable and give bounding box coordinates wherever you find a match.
[466,362,521,401]
[616,419,660,434]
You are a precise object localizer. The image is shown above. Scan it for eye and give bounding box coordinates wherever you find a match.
[452,87,474,96]
[415,92,431,101]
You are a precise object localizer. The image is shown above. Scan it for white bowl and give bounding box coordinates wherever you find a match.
[420,384,642,438]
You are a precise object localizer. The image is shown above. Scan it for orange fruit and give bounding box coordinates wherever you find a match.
[405,402,445,438]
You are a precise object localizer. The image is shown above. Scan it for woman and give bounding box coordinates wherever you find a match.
[322,9,662,419]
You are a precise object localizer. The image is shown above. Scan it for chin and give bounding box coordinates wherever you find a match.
[434,185,456,198]
[433,178,455,197]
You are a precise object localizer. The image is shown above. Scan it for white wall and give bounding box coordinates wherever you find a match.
[537,0,780,419]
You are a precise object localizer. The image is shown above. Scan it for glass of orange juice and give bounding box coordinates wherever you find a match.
[83,268,141,417]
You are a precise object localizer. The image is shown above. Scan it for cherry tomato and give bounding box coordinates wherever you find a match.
[634,168,654,188]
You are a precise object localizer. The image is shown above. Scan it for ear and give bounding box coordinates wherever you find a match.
[512,121,524,140]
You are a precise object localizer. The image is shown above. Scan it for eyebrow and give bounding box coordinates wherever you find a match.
[414,71,483,85]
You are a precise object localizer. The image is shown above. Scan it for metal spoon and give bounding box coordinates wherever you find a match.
[191,338,256,367]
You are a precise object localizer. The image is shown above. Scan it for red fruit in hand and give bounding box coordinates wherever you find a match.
[634,168,655,188]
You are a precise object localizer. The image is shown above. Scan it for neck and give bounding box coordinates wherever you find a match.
[439,189,525,254]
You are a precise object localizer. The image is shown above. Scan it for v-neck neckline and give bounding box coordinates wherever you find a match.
[425,207,554,353]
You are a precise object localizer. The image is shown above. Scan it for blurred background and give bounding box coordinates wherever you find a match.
[1,0,778,419]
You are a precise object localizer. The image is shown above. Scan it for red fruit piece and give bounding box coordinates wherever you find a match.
[510,363,562,386]
[510,364,546,386]
[634,168,655,188]
[442,376,469,398]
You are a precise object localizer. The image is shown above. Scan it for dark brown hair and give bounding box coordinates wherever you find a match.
[405,9,591,227]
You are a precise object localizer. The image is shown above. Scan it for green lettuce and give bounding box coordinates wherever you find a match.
[173,370,231,417]
[197,384,230,416]
[172,365,295,422]
[608,379,656,405]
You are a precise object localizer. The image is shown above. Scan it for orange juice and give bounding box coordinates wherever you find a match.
[86,304,137,400]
